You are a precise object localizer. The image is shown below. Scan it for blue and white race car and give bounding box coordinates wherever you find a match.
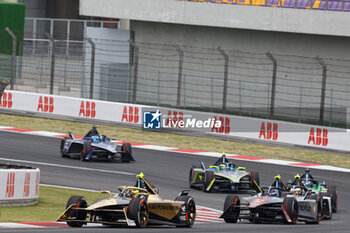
[60,126,134,162]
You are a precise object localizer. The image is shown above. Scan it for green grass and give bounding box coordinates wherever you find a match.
[0,113,350,168]
[0,185,103,222]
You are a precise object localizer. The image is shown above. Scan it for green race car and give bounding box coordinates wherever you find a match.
[288,169,337,217]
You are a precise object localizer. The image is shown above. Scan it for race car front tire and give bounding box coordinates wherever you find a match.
[223,194,240,223]
[189,166,197,188]
[80,142,91,161]
[203,171,214,192]
[127,198,148,228]
[60,137,68,158]
[283,197,298,224]
[249,172,260,191]
[66,196,87,227]
[121,143,133,162]
[174,195,196,228]
[327,184,337,213]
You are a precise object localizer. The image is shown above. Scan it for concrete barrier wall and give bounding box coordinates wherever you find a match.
[1,90,349,153]
[0,166,40,205]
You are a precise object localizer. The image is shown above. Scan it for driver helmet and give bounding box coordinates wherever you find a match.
[126,189,139,198]
[270,189,279,197]
[305,180,313,188]
[92,135,100,143]
[291,187,302,195]
[218,164,226,170]
[227,162,235,170]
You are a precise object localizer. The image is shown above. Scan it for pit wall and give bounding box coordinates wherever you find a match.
[0,90,349,152]
[0,166,40,205]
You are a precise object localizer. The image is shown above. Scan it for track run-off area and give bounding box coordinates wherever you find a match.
[0,129,349,233]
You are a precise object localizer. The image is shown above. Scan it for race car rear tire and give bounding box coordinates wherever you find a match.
[327,184,337,213]
[60,137,68,158]
[203,171,214,192]
[249,172,260,191]
[283,197,298,224]
[174,195,196,228]
[223,194,240,223]
[127,198,148,228]
[80,142,91,161]
[121,143,133,162]
[66,196,87,227]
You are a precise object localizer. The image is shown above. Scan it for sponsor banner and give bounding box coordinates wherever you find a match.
[142,107,349,152]
[1,90,349,152]
[0,91,143,126]
[0,168,40,201]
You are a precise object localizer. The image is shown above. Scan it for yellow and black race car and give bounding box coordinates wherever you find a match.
[57,173,196,228]
[189,153,261,193]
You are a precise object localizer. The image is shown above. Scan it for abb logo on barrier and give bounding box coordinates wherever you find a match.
[211,116,230,134]
[0,92,13,108]
[23,173,31,197]
[37,96,54,113]
[165,111,183,128]
[5,172,15,198]
[79,101,96,118]
[259,122,278,140]
[121,106,139,123]
[308,128,328,146]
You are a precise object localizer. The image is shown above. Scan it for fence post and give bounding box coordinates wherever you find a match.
[316,56,327,125]
[85,37,95,99]
[157,71,160,106]
[329,88,333,126]
[173,45,183,107]
[46,33,55,95]
[183,74,186,109]
[129,40,139,104]
[239,80,242,114]
[298,85,303,123]
[266,51,277,118]
[218,47,228,113]
[5,27,17,90]
[211,77,214,112]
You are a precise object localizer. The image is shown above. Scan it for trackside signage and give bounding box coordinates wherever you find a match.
[0,167,40,202]
[1,90,349,152]
[142,107,349,152]
[1,91,143,126]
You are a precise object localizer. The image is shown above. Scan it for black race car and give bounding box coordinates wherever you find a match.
[60,126,134,162]
[221,175,323,224]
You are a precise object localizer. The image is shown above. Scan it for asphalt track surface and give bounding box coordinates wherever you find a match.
[0,131,349,233]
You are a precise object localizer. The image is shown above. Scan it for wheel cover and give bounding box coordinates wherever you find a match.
[186,200,195,224]
[138,202,148,227]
